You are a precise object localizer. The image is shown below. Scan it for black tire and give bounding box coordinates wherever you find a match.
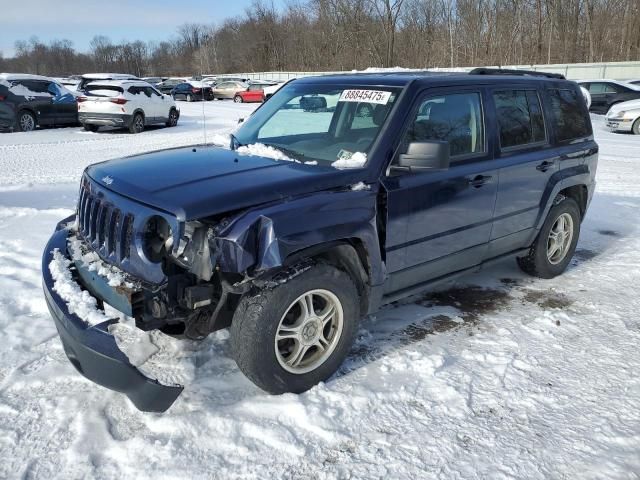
[230,263,360,394]
[165,109,179,127]
[129,113,145,134]
[16,110,36,132]
[233,95,243,103]
[186,93,193,102]
[517,197,581,278]
[83,124,99,132]
[632,118,640,135]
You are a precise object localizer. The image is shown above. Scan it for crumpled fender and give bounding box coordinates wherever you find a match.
[211,187,385,286]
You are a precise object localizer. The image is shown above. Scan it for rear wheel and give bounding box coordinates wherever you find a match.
[166,109,178,127]
[231,263,360,394]
[129,113,145,134]
[234,95,243,103]
[632,118,640,135]
[16,110,36,132]
[517,197,581,278]
[83,124,99,132]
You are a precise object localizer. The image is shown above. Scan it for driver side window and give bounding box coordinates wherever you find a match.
[403,92,485,160]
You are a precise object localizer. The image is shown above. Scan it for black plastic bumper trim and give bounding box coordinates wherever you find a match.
[42,221,183,412]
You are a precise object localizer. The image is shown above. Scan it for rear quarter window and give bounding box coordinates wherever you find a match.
[547,88,591,142]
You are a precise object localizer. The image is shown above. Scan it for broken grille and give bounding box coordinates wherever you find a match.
[77,180,134,261]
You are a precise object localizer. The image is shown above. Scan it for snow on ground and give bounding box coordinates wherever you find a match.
[0,110,639,480]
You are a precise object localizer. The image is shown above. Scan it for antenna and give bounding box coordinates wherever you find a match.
[199,33,207,146]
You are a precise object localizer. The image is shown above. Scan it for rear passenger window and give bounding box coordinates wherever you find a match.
[493,90,545,149]
[405,92,485,159]
[548,89,590,142]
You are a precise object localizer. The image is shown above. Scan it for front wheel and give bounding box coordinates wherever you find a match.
[632,118,640,135]
[517,197,581,278]
[230,263,360,394]
[186,94,193,102]
[233,95,243,103]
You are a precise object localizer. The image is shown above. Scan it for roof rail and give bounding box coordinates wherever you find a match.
[469,67,565,80]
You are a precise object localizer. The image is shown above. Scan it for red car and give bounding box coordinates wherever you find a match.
[233,84,265,103]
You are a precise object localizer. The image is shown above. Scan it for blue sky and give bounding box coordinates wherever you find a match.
[0,0,281,57]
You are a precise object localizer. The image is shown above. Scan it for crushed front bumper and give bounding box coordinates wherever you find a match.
[42,219,183,412]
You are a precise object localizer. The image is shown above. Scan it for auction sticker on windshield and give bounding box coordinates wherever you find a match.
[339,89,392,104]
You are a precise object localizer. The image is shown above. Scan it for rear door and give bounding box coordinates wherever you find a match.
[487,86,557,258]
[586,82,608,113]
[18,80,56,124]
[382,88,498,295]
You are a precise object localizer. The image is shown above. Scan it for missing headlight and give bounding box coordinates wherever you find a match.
[143,216,173,263]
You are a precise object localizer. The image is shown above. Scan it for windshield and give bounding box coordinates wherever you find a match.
[234,83,399,167]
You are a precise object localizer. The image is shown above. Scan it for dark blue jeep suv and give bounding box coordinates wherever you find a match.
[42,69,597,411]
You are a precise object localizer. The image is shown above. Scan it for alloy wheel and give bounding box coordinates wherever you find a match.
[275,289,344,374]
[547,213,574,265]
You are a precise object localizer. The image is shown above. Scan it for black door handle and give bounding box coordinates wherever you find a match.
[536,160,556,172]
[468,175,492,188]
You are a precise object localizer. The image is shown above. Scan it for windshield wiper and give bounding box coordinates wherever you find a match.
[260,143,306,161]
[229,133,243,150]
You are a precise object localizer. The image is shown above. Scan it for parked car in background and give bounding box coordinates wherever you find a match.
[171,81,214,102]
[58,75,82,89]
[76,73,140,92]
[263,81,287,100]
[233,83,265,103]
[0,73,78,132]
[156,78,188,94]
[216,76,250,84]
[142,77,167,85]
[577,80,640,114]
[212,81,248,100]
[78,80,179,133]
[605,99,640,134]
[627,79,640,86]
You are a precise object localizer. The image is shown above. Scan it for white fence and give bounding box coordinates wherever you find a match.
[216,60,640,82]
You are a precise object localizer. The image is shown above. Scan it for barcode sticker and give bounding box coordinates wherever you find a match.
[339,89,392,105]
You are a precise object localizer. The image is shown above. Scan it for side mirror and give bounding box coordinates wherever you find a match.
[397,141,450,171]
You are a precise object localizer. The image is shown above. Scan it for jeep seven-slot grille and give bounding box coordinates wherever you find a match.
[77,181,133,261]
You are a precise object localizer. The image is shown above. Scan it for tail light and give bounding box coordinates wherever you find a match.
[77,96,87,102]
[109,98,128,105]
[191,88,201,93]
[0,95,5,101]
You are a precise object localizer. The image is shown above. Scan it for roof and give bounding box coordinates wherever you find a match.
[81,73,139,79]
[0,73,54,81]
[85,79,153,87]
[293,70,570,87]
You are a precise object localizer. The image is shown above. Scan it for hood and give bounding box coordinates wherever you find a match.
[86,146,367,221]
[608,98,640,115]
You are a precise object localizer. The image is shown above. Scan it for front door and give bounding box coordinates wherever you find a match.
[382,88,498,295]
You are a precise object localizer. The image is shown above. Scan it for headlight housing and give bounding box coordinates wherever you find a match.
[608,110,627,119]
[143,216,173,263]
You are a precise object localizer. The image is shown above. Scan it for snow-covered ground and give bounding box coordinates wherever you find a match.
[0,106,639,480]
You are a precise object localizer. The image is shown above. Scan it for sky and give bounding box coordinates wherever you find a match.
[0,0,281,58]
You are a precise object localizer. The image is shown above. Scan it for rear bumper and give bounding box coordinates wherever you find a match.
[42,220,183,412]
[79,112,131,127]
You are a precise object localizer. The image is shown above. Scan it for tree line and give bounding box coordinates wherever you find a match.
[1,0,638,77]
